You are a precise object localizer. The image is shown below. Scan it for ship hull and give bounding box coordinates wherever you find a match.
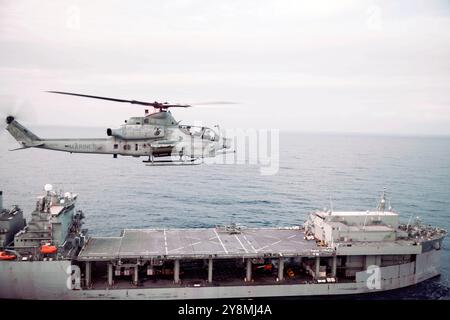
[0,249,441,300]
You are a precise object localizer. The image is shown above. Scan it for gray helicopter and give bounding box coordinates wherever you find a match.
[5,91,233,165]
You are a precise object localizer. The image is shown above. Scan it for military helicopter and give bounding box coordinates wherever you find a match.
[4,91,234,165]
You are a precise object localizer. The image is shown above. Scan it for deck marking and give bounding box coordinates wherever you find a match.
[264,235,281,240]
[292,240,309,245]
[242,234,258,253]
[185,236,201,241]
[234,235,249,253]
[120,251,158,255]
[168,245,186,252]
[288,235,297,239]
[257,240,282,252]
[213,228,228,254]
[163,229,168,255]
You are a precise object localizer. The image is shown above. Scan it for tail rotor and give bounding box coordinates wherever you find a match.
[0,96,35,132]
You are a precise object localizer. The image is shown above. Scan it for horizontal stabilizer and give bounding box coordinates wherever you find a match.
[9,142,44,151]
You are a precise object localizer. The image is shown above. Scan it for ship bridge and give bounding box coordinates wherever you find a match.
[307,210,400,244]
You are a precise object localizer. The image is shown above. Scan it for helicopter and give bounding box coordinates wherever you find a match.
[4,91,234,165]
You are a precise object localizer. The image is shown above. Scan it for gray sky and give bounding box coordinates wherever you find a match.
[1,0,450,135]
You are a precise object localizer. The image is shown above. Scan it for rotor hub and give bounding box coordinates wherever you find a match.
[6,116,14,124]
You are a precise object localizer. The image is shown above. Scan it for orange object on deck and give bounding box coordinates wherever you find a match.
[40,245,57,254]
[263,264,273,271]
[0,251,16,260]
[287,268,295,277]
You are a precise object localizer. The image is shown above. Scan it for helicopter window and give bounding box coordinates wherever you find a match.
[128,117,144,125]
[179,125,208,137]
[135,144,138,151]
[202,128,216,141]
[144,119,149,124]
[113,144,118,149]
[189,127,203,137]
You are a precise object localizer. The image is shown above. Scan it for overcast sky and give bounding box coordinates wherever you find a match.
[1,0,449,135]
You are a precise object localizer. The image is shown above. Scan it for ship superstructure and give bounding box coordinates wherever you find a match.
[0,185,86,262]
[0,187,446,300]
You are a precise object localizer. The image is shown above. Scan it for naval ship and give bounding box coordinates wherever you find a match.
[0,186,446,300]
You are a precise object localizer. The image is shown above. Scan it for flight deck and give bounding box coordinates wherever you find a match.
[77,227,330,261]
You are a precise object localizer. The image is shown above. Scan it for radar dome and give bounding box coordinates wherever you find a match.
[44,184,53,192]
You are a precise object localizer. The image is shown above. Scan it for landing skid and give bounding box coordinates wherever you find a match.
[143,158,201,166]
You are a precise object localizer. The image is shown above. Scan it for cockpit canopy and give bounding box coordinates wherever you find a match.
[179,125,218,142]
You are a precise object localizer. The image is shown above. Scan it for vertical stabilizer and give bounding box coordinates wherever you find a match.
[5,116,41,147]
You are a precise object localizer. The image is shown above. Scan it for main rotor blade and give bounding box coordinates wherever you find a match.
[190,101,238,106]
[46,91,233,108]
[47,91,193,108]
[46,91,157,106]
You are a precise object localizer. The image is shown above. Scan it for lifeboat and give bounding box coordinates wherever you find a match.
[0,251,16,261]
[287,268,295,278]
[255,263,273,271]
[40,244,57,254]
[263,264,273,271]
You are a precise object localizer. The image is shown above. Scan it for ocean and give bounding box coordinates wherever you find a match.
[1,126,449,299]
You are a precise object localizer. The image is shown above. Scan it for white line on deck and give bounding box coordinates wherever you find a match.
[120,251,158,255]
[292,240,308,245]
[264,235,281,240]
[235,235,248,253]
[185,236,202,241]
[242,234,258,253]
[163,229,168,255]
[168,246,186,252]
[257,239,282,251]
[213,228,229,254]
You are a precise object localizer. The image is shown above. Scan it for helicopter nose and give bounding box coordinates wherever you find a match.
[6,116,15,124]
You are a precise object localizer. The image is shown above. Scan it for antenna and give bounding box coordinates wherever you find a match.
[377,187,387,212]
[406,215,413,231]
[329,196,334,212]
[363,211,369,230]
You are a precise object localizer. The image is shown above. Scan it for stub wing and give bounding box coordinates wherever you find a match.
[149,140,177,148]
